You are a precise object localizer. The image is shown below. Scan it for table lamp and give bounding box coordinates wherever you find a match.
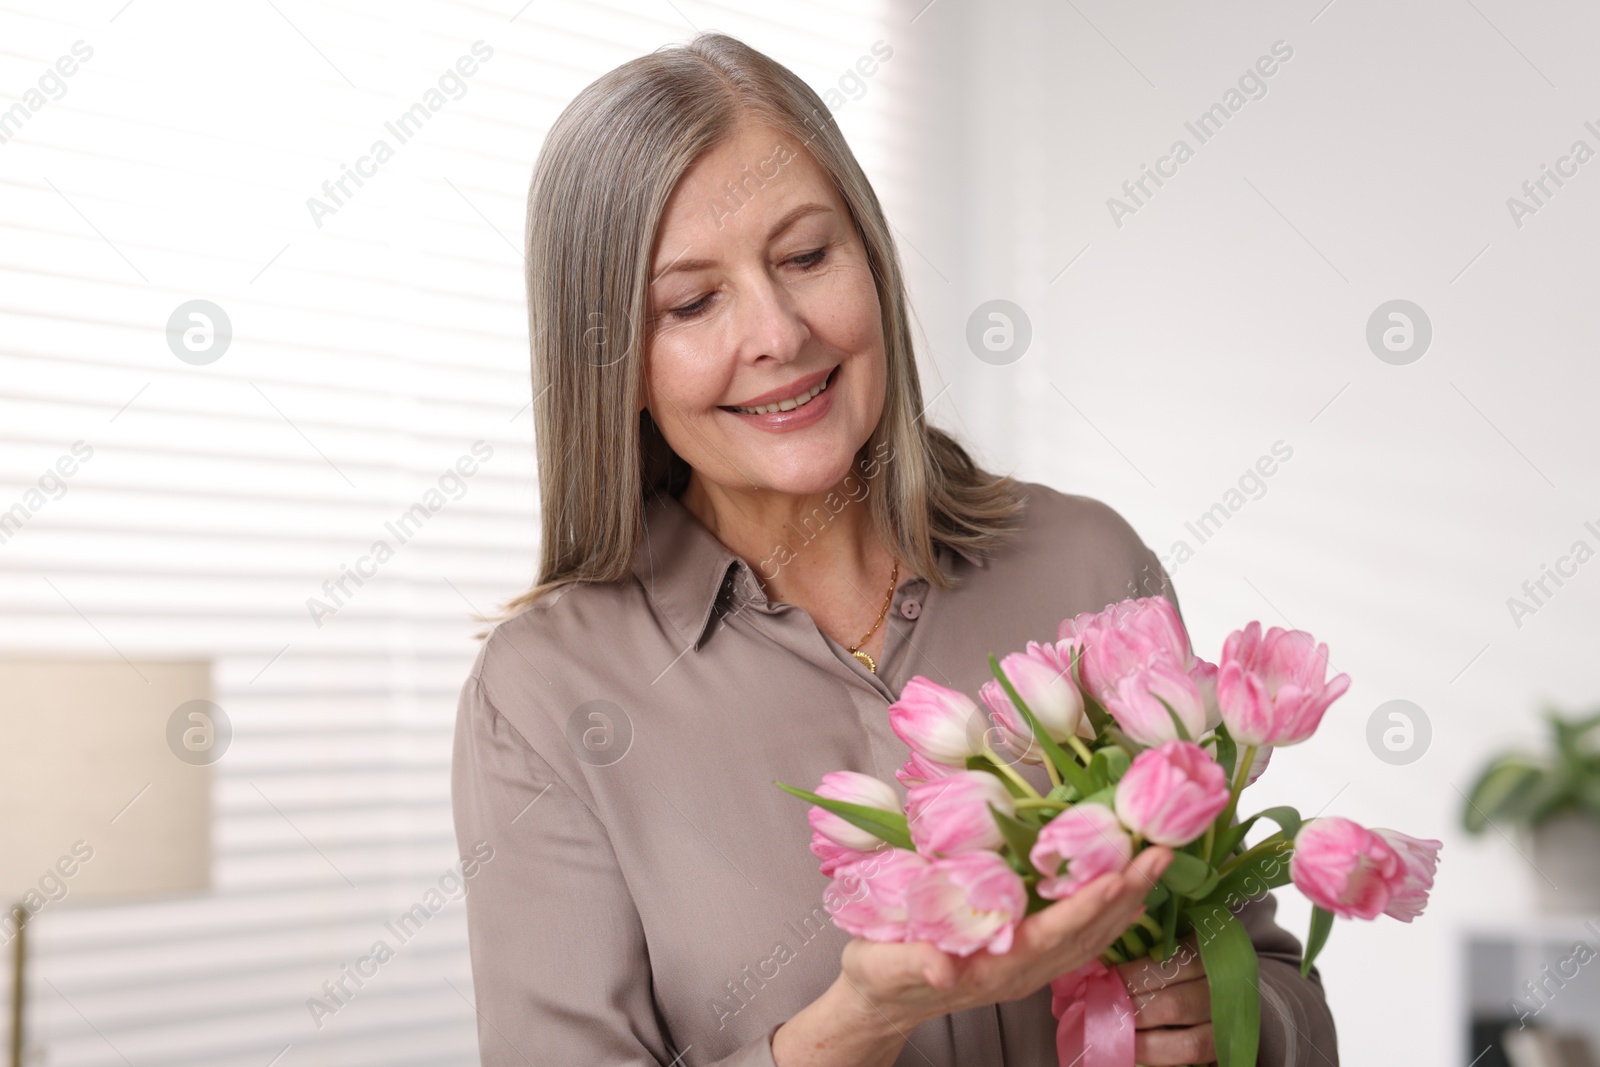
[0,659,213,1067]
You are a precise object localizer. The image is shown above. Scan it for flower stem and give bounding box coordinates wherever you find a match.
[1233,745,1258,793]
[1013,797,1068,810]
[1067,736,1095,766]
[1043,756,1062,790]
[1136,914,1164,941]
[1118,929,1148,959]
[982,746,1043,800]
[1209,744,1258,865]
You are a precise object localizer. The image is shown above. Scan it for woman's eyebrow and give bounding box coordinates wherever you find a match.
[649,202,833,283]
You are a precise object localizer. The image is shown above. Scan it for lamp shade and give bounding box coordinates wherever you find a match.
[0,659,212,908]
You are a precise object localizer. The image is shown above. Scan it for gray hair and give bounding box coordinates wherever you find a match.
[496,31,1023,621]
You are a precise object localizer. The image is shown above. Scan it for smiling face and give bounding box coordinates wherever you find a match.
[640,120,887,503]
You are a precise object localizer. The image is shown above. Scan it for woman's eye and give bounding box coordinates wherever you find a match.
[666,294,711,320]
[660,249,827,322]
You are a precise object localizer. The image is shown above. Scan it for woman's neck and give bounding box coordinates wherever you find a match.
[678,471,907,649]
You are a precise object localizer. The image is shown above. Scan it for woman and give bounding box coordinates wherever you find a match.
[451,31,1337,1067]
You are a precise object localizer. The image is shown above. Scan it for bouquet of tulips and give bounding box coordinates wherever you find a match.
[778,596,1441,1067]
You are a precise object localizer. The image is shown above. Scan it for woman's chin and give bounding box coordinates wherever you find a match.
[744,452,864,498]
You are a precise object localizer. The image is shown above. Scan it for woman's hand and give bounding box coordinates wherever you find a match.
[828,847,1173,1036]
[1114,931,1217,1066]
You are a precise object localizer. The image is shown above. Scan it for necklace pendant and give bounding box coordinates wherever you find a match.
[851,649,876,673]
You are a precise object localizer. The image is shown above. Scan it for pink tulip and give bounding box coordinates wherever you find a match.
[1030,803,1133,900]
[895,750,962,788]
[1290,816,1408,920]
[824,849,930,941]
[1216,621,1351,746]
[1373,828,1442,922]
[889,676,987,766]
[1114,740,1231,847]
[1058,597,1219,744]
[810,832,889,877]
[1192,658,1222,732]
[1059,596,1195,701]
[808,771,904,852]
[905,771,1016,857]
[905,850,1029,956]
[980,641,1090,763]
[1103,653,1211,746]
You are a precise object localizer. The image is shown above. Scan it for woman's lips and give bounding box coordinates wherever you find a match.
[720,366,838,432]
[723,365,836,410]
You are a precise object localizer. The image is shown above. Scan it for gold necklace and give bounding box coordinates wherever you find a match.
[847,560,899,674]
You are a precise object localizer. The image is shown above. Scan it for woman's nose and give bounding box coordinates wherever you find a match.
[731,270,810,363]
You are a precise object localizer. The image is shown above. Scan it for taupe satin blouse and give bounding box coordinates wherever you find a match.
[450,479,1339,1066]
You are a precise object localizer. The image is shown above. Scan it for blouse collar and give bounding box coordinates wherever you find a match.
[630,487,985,651]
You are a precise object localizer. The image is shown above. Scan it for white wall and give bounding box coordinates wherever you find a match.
[889,1,1600,1064]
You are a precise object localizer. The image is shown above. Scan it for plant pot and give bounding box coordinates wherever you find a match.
[1529,812,1600,913]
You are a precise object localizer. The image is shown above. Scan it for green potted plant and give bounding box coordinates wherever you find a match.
[1461,707,1600,912]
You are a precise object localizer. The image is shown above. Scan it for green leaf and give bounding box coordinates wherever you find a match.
[1154,695,1192,742]
[1079,785,1116,808]
[1202,837,1294,908]
[1460,757,1549,833]
[989,654,1097,798]
[1184,903,1261,1067]
[1143,880,1170,910]
[1212,805,1302,862]
[1211,725,1238,782]
[1301,906,1335,978]
[1550,707,1600,775]
[1576,775,1600,818]
[1119,925,1150,960]
[774,782,914,851]
[1211,820,1253,862]
[1157,891,1180,962]
[1090,745,1132,787]
[1255,806,1302,842]
[1160,850,1217,896]
[991,802,1041,866]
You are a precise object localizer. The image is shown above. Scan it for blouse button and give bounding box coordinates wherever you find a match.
[899,598,922,620]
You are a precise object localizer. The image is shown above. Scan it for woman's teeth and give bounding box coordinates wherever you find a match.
[728,372,831,415]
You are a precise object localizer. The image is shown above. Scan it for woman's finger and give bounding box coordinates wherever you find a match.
[1024,872,1141,947]
[1120,846,1174,896]
[1133,1021,1216,1066]
[1128,975,1211,1028]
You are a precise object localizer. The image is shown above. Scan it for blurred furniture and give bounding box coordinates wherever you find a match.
[1463,917,1600,1067]
[0,660,213,1067]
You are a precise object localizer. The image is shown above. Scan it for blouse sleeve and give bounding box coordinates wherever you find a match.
[1235,888,1340,1066]
[1139,546,1341,1067]
[450,669,783,1067]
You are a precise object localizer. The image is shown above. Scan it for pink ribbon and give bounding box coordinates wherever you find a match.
[1050,959,1136,1067]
